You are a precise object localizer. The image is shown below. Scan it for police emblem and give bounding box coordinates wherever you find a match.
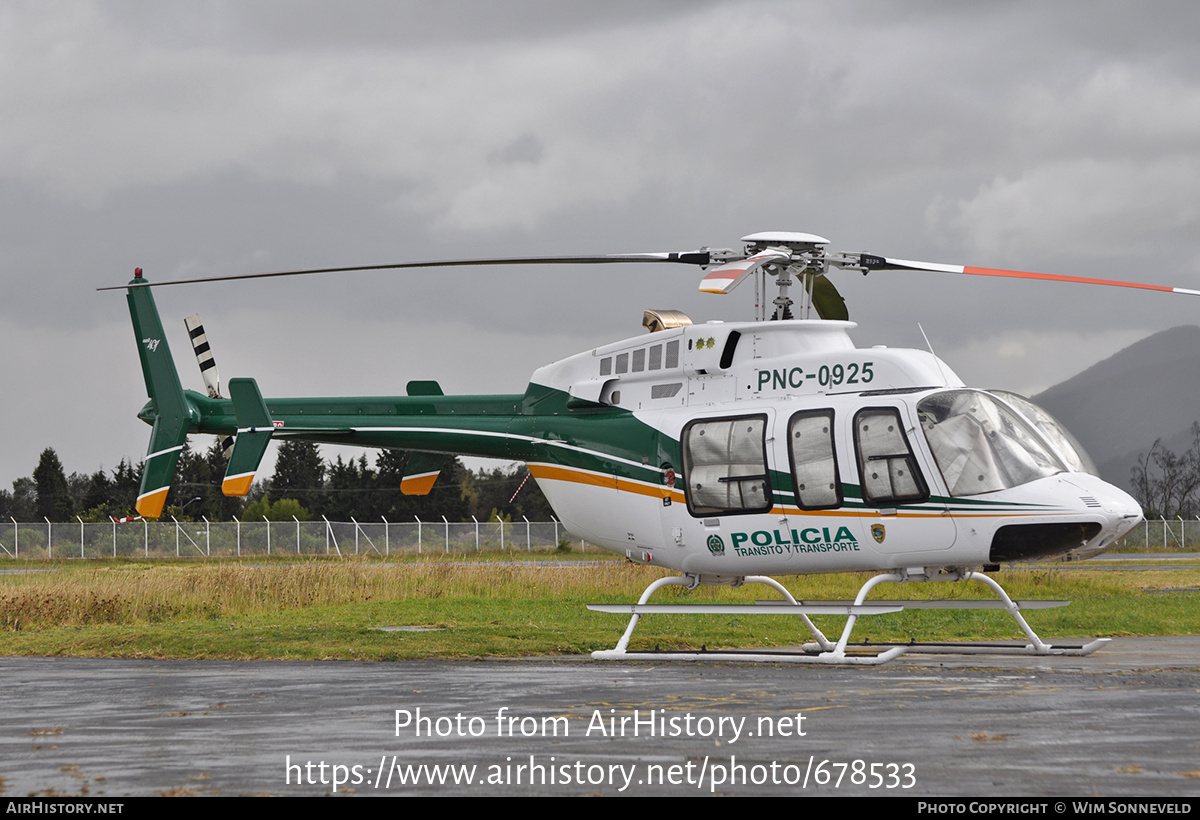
[871,523,886,544]
[706,534,725,555]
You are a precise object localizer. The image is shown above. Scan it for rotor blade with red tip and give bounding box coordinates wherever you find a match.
[858,254,1200,297]
[698,249,791,294]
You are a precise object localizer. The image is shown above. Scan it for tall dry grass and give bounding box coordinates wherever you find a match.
[0,560,667,629]
[2,558,1194,634]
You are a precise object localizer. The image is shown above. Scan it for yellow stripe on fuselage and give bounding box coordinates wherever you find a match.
[527,463,685,503]
[529,463,1065,520]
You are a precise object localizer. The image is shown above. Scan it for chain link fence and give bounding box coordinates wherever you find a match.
[1112,518,1200,552]
[0,517,590,559]
[3,517,1192,560]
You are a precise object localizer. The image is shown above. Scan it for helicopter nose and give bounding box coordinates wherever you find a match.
[1064,475,1143,546]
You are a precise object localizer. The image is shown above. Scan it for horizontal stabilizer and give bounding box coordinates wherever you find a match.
[401,452,446,496]
[222,377,274,497]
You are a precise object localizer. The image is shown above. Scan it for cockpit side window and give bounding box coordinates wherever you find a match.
[917,390,1065,496]
[682,415,772,517]
[788,409,841,510]
[853,407,928,505]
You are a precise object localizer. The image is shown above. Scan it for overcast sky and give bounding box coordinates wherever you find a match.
[3,0,1200,490]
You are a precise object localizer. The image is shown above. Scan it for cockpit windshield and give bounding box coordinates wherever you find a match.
[917,390,1066,496]
[989,390,1098,476]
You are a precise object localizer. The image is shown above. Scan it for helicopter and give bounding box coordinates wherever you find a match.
[103,231,1183,665]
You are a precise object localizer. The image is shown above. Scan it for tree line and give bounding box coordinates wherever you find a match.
[1130,422,1200,520]
[0,440,554,523]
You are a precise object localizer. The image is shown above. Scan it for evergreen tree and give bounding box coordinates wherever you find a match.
[271,440,325,504]
[83,469,113,513]
[109,458,142,516]
[9,478,37,521]
[465,463,554,522]
[67,472,90,514]
[33,448,72,521]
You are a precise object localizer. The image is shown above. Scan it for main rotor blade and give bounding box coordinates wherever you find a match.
[98,251,716,291]
[858,254,1200,297]
[698,248,790,294]
[810,273,848,321]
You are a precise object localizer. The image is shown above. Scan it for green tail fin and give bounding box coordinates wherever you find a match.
[126,272,192,518]
[401,452,446,496]
[222,377,274,497]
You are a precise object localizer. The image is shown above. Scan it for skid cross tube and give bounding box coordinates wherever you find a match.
[591,568,1109,665]
[809,568,1109,660]
[591,574,908,665]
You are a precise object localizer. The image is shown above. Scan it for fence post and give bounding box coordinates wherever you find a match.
[45,517,51,560]
[352,517,359,555]
[144,518,148,558]
[322,516,341,556]
[415,516,422,554]
[294,516,301,555]
[472,515,479,551]
[12,518,17,558]
[382,516,389,556]
[78,516,84,559]
[264,516,271,555]
[112,517,116,558]
[496,514,505,550]
[172,516,179,557]
[552,516,559,550]
[233,516,241,557]
[523,515,530,551]
[202,516,211,557]
[442,516,449,554]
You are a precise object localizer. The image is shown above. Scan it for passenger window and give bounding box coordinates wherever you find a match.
[854,408,928,505]
[683,416,771,516]
[788,410,841,509]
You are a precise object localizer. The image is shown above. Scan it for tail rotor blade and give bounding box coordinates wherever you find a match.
[184,313,221,399]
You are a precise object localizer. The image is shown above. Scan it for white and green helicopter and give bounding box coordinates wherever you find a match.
[107,231,1186,664]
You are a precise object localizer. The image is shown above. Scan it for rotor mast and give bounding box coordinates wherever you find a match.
[738,232,832,321]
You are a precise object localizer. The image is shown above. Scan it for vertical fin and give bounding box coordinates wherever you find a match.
[127,271,192,518]
[222,377,274,497]
[401,452,446,496]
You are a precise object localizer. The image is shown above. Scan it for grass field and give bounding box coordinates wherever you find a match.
[0,555,1197,660]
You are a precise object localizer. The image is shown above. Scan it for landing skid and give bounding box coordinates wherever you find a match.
[588,568,1109,666]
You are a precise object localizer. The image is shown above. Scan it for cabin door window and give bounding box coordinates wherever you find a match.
[853,407,929,505]
[682,415,772,516]
[787,410,841,510]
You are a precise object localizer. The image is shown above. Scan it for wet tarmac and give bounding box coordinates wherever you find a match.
[3,638,1200,797]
